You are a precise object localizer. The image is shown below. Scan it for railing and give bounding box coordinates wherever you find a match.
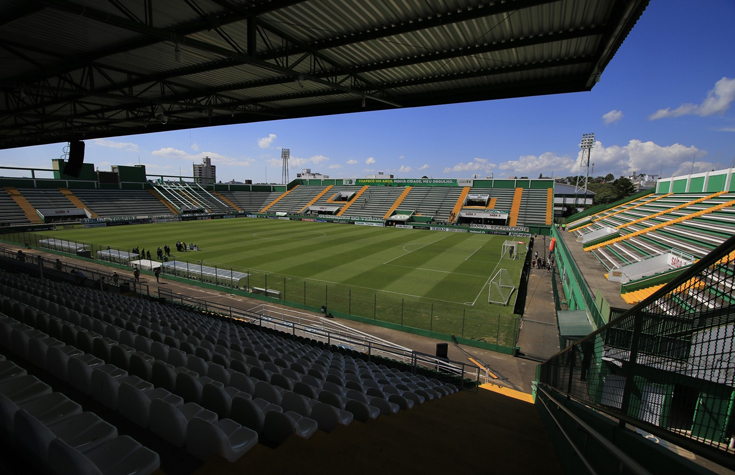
[155,286,478,387]
[538,234,735,470]
[535,385,652,475]
[552,225,606,328]
[0,245,149,297]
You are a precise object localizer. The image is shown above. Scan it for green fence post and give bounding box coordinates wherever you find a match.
[497,314,501,345]
[373,294,376,320]
[462,310,466,338]
[247,271,250,291]
[348,289,351,314]
[401,298,404,326]
[265,274,268,292]
[304,281,306,305]
[283,277,286,301]
[430,303,433,331]
[325,285,328,307]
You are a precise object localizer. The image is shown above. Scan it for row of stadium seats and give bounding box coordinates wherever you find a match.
[0,266,458,465]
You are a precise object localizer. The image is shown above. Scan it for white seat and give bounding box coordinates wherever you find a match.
[47,435,160,475]
[262,410,318,444]
[186,418,258,462]
[149,400,216,447]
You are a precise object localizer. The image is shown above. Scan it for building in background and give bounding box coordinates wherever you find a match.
[193,156,216,185]
[554,183,595,217]
[296,169,329,179]
[365,171,394,179]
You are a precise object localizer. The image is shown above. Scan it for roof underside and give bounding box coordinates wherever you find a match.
[0,0,649,150]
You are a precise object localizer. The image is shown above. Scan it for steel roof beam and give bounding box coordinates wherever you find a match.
[258,0,561,61]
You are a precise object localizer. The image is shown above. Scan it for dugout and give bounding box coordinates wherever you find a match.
[161,260,248,287]
[306,205,340,216]
[456,210,509,226]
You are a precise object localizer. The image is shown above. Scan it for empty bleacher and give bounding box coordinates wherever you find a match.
[19,188,77,212]
[517,189,550,226]
[218,191,274,213]
[0,188,30,226]
[342,187,407,219]
[0,263,458,468]
[73,189,174,218]
[263,186,329,214]
[306,186,364,214]
[397,187,464,222]
[152,182,235,214]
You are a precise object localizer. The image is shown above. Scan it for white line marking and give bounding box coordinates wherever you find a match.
[465,243,485,261]
[382,234,449,265]
[471,257,503,307]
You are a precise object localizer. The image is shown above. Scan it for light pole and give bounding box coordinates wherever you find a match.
[575,133,595,199]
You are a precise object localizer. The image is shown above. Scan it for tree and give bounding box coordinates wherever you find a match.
[613,177,637,197]
[605,173,615,183]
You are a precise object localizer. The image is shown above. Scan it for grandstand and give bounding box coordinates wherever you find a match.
[563,167,735,308]
[0,248,570,474]
[0,162,556,234]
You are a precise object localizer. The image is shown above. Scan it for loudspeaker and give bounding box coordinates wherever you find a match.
[436,343,448,359]
[63,140,85,177]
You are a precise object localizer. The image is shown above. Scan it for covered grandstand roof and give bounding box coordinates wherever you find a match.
[0,0,648,150]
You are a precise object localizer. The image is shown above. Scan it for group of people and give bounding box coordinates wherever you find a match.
[175,241,199,252]
[532,251,554,270]
[132,245,171,261]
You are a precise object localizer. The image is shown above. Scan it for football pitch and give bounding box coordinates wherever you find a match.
[43,219,527,345]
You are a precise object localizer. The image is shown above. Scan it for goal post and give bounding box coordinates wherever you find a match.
[501,240,522,260]
[488,268,516,305]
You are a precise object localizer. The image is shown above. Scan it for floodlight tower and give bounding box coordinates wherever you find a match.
[575,133,595,196]
[281,148,290,184]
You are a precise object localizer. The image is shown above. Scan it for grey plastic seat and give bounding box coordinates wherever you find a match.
[230,396,280,434]
[253,381,282,405]
[47,435,160,475]
[201,383,240,419]
[15,410,118,463]
[228,371,255,395]
[46,345,83,381]
[91,365,153,411]
[149,400,217,447]
[68,354,105,394]
[0,360,27,382]
[186,417,258,462]
[151,361,177,392]
[186,355,209,375]
[263,410,318,444]
[0,375,52,405]
[207,363,230,385]
[128,353,153,381]
[118,383,183,427]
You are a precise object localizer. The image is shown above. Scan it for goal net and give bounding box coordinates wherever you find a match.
[488,268,516,305]
[501,240,521,260]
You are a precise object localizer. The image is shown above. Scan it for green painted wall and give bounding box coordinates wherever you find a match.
[689,176,705,193]
[115,165,146,183]
[52,159,96,181]
[707,174,726,192]
[658,181,670,193]
[672,179,688,193]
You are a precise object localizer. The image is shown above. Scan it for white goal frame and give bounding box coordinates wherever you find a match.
[488,268,516,305]
[501,240,522,260]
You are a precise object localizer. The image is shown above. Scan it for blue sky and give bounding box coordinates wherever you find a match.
[1,0,733,183]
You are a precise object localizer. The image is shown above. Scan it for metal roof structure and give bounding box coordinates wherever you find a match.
[0,0,649,150]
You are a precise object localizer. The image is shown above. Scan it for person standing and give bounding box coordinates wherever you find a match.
[154,267,160,283]
[113,272,119,285]
[133,267,140,282]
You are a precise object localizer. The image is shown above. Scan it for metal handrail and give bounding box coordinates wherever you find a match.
[535,384,652,475]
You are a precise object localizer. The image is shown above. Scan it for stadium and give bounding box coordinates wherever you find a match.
[1,1,734,474]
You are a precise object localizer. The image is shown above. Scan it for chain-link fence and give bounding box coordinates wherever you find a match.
[0,231,522,348]
[539,234,735,463]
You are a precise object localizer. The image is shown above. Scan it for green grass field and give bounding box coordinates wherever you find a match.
[38,219,527,345]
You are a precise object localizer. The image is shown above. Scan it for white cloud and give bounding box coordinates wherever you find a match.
[602,110,624,125]
[398,165,412,173]
[365,157,376,165]
[191,142,199,151]
[93,138,139,152]
[328,164,342,169]
[398,155,405,159]
[346,159,358,165]
[498,152,575,175]
[650,77,735,120]
[419,164,430,170]
[443,158,492,173]
[582,140,711,177]
[151,147,188,158]
[717,127,735,132]
[285,154,331,167]
[257,134,277,148]
[151,147,253,166]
